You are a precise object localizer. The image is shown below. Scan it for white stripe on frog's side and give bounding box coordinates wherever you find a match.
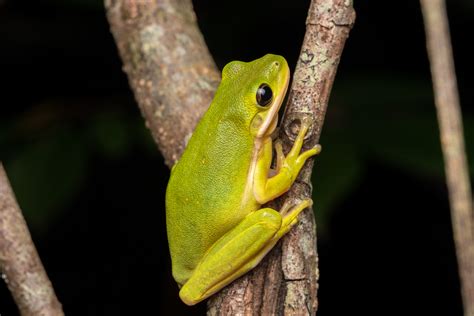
[240,71,290,210]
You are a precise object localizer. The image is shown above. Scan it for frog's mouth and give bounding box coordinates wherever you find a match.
[256,71,290,139]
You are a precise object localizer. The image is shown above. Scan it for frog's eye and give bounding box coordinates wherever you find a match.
[256,84,273,107]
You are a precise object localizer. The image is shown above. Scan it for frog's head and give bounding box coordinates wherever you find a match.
[221,54,290,140]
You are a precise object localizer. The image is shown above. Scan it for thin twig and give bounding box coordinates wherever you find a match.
[420,1,474,315]
[0,163,64,316]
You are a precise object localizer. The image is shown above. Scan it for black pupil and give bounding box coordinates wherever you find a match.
[257,84,273,106]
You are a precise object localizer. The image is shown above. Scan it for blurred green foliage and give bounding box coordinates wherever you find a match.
[6,126,88,231]
[1,107,156,233]
[312,75,474,234]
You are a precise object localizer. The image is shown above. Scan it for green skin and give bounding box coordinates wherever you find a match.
[166,54,320,306]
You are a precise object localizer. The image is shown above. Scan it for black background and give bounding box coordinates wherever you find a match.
[1,0,473,315]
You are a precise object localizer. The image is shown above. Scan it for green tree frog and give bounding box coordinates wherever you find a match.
[166,54,320,305]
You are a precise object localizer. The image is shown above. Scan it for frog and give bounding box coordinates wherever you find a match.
[166,54,321,306]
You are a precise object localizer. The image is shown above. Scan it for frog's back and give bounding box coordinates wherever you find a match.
[165,103,257,285]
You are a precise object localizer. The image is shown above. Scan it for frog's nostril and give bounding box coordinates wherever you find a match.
[274,61,280,67]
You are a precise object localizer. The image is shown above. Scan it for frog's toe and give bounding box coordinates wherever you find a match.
[296,145,321,166]
[313,144,322,154]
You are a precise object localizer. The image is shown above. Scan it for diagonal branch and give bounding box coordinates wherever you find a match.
[0,163,64,316]
[420,1,474,315]
[105,0,220,168]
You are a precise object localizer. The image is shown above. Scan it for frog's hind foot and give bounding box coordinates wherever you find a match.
[278,199,312,237]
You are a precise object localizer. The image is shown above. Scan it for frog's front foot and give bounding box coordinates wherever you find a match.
[282,119,321,176]
[254,119,321,204]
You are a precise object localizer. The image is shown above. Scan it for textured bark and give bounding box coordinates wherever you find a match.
[0,164,64,316]
[105,0,220,167]
[208,1,355,314]
[420,1,474,315]
[105,0,354,314]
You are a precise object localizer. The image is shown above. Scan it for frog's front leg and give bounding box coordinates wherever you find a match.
[179,200,312,306]
[254,120,321,204]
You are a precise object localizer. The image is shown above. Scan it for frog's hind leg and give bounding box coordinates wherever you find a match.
[179,199,312,306]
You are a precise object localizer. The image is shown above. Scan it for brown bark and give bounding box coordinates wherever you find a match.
[105,0,220,167]
[420,1,474,315]
[105,0,354,314]
[0,164,64,316]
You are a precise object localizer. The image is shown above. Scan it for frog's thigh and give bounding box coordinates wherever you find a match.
[179,207,282,306]
[179,200,311,305]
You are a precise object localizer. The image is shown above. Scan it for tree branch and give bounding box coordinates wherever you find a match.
[105,0,220,167]
[105,0,354,313]
[420,1,474,315]
[0,163,64,316]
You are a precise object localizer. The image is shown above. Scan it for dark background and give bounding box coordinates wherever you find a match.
[1,0,473,315]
